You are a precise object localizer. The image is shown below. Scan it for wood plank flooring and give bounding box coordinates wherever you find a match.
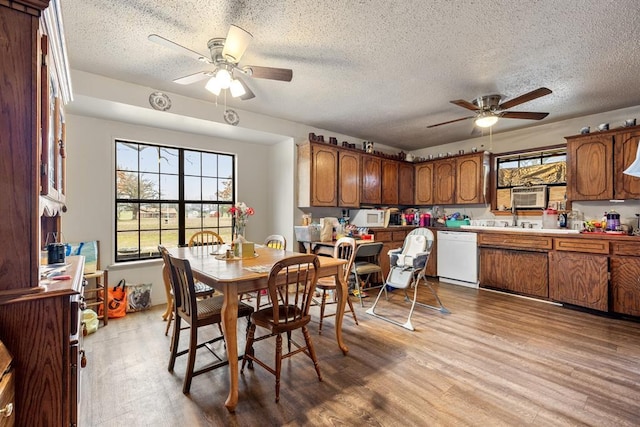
[80,281,640,426]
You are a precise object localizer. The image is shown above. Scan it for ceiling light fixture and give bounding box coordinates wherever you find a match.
[205,68,247,98]
[222,25,253,62]
[623,144,640,177]
[475,112,499,128]
[229,79,246,97]
[205,76,222,95]
[215,68,232,89]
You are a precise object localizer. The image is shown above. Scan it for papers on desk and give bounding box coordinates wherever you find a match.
[244,264,273,274]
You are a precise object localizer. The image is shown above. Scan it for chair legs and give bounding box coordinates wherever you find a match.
[366,272,450,331]
[241,324,322,403]
[317,288,358,335]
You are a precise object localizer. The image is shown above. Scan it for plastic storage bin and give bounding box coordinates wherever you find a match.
[294,225,321,242]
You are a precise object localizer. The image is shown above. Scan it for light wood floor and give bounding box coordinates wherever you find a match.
[80,281,640,426]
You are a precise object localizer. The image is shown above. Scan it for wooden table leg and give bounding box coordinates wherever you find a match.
[222,283,239,412]
[333,267,349,355]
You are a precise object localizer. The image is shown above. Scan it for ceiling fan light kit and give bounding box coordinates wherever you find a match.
[149,24,293,102]
[427,87,552,130]
[475,112,499,128]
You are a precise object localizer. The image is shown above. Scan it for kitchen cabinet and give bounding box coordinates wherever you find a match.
[398,162,414,205]
[549,238,609,311]
[338,150,360,207]
[566,125,640,201]
[479,248,548,298]
[414,162,434,205]
[610,241,640,316]
[381,159,399,205]
[614,128,640,199]
[0,341,14,427]
[361,154,382,205]
[297,142,361,208]
[0,1,80,425]
[478,233,552,297]
[433,159,456,204]
[456,152,485,204]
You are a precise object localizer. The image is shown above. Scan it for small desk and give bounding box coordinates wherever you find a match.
[168,245,348,412]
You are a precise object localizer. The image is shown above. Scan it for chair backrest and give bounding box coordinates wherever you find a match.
[267,254,319,326]
[166,252,199,321]
[406,228,434,253]
[353,241,384,260]
[188,230,225,247]
[158,244,177,304]
[333,237,356,282]
[402,234,428,257]
[264,234,287,250]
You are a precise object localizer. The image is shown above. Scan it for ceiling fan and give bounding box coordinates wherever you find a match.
[148,25,293,101]
[427,87,552,129]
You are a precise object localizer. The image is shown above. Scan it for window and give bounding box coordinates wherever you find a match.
[494,146,567,210]
[115,140,235,262]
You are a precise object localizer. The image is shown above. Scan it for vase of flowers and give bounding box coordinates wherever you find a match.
[228,202,254,239]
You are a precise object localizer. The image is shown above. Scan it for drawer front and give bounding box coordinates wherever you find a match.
[611,240,640,256]
[0,370,15,427]
[392,231,408,241]
[555,238,609,254]
[478,233,553,251]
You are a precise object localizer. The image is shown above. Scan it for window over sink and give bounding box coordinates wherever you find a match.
[494,146,567,210]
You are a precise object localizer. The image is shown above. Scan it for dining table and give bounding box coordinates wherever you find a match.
[167,244,349,412]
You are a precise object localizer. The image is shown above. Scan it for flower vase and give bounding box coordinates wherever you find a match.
[234,223,246,240]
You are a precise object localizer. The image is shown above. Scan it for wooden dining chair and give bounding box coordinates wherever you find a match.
[160,245,215,336]
[162,246,254,394]
[352,242,384,307]
[314,237,358,334]
[264,234,286,250]
[241,254,322,403]
[188,230,225,247]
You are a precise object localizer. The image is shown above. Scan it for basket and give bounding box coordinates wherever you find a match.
[445,219,470,228]
[294,225,321,242]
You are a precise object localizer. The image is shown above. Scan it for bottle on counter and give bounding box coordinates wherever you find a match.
[401,213,407,226]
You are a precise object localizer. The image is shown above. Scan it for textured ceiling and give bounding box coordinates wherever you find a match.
[61,0,640,150]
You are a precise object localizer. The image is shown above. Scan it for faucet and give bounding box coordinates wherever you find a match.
[511,202,518,227]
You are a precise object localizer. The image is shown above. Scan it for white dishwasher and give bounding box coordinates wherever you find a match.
[437,231,479,288]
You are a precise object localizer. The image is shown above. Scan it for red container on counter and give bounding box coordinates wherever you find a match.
[420,213,431,227]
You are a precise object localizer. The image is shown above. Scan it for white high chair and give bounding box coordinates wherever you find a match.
[366,228,450,330]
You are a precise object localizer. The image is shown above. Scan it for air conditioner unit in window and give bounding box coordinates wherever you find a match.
[511,185,547,209]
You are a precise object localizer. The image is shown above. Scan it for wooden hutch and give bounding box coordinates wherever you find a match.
[0,0,83,425]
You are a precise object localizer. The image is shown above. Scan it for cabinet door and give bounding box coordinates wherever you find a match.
[566,135,613,200]
[415,162,434,205]
[338,150,360,207]
[433,159,456,204]
[311,145,338,206]
[614,129,640,199]
[398,162,414,205]
[456,154,484,204]
[548,251,608,311]
[479,248,548,298]
[361,155,381,205]
[610,256,640,316]
[381,160,399,205]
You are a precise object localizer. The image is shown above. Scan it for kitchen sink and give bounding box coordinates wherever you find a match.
[459,225,580,234]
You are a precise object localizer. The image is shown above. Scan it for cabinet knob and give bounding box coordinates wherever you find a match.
[0,402,13,418]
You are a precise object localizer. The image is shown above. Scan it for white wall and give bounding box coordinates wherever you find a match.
[63,114,273,303]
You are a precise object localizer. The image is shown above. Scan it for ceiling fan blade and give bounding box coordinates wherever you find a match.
[244,65,293,82]
[235,76,255,100]
[222,25,253,63]
[173,71,211,85]
[427,116,475,128]
[148,34,211,63]
[451,99,479,111]
[498,87,552,110]
[501,111,549,120]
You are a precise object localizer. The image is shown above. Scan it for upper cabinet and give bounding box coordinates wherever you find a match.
[381,159,399,205]
[297,141,361,208]
[456,152,486,204]
[415,162,434,205]
[398,162,415,205]
[566,125,640,201]
[360,154,382,205]
[433,158,456,204]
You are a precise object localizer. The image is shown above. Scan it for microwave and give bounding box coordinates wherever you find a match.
[511,185,547,209]
[350,209,387,228]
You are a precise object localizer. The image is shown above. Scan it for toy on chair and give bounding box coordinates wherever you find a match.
[366,228,449,331]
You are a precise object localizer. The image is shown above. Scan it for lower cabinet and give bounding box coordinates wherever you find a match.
[549,251,608,311]
[479,248,548,298]
[610,240,640,316]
